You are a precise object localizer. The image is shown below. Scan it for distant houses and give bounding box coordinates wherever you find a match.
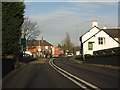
[79,20,120,58]
[25,20,120,58]
[26,37,64,58]
[73,46,81,55]
[26,37,53,57]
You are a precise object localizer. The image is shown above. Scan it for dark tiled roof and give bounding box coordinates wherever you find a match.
[27,39,53,46]
[103,28,120,38]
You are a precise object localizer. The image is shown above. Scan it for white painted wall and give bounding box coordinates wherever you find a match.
[82,27,100,43]
[115,38,118,41]
[83,30,120,55]
[52,47,54,55]
[94,31,119,51]
[76,51,80,55]
[45,46,48,49]
[83,42,94,55]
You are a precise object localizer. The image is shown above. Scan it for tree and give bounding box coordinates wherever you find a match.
[21,17,41,41]
[62,32,74,54]
[2,2,25,56]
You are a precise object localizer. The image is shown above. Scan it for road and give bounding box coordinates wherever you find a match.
[2,57,120,89]
[3,58,80,88]
[54,57,120,88]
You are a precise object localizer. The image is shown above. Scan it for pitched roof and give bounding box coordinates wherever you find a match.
[82,29,120,44]
[104,28,120,38]
[79,26,100,38]
[27,39,53,46]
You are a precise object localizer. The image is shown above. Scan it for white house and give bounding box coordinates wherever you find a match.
[73,46,81,55]
[79,20,120,57]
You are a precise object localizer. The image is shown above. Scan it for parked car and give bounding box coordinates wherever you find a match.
[67,53,73,57]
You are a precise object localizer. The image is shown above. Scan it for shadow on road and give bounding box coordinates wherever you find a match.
[2,57,37,78]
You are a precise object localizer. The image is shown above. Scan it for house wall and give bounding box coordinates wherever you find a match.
[114,38,118,41]
[45,46,48,49]
[82,27,100,43]
[27,46,37,53]
[27,45,53,54]
[112,38,120,43]
[83,42,93,55]
[76,51,80,55]
[37,46,52,51]
[94,31,119,51]
[83,30,120,55]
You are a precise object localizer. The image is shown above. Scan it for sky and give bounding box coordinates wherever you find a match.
[24,0,119,46]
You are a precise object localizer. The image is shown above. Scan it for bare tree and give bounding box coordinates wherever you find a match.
[21,17,41,41]
[62,32,74,53]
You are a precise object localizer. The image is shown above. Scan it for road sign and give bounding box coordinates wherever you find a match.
[21,38,26,52]
[21,38,26,47]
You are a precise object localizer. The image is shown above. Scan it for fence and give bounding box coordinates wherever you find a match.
[84,47,120,66]
[93,47,120,56]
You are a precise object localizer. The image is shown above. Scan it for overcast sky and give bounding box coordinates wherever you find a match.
[24,0,118,46]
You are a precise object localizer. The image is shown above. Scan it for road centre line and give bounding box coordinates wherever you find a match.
[49,59,101,90]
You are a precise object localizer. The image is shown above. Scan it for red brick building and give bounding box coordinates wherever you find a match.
[26,38,53,54]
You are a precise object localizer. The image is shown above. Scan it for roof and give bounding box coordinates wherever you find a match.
[27,39,53,46]
[79,26,100,38]
[104,28,120,38]
[82,29,120,44]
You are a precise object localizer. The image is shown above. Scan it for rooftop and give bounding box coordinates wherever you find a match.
[27,39,53,46]
[103,28,120,38]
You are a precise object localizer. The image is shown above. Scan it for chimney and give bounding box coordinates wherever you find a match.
[92,20,98,27]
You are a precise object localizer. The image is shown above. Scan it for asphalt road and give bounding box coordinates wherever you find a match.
[2,59,80,88]
[54,57,120,89]
[2,57,120,89]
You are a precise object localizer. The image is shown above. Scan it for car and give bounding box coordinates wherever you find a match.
[67,53,73,57]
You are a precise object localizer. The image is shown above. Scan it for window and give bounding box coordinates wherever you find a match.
[98,37,105,45]
[88,42,93,50]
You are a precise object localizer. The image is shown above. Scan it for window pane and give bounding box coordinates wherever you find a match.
[98,37,105,45]
[88,42,93,50]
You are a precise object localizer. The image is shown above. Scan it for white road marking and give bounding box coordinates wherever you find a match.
[49,58,101,90]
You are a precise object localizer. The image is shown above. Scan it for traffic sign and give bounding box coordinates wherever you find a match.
[21,38,26,47]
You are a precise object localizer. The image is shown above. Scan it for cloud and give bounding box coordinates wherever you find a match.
[26,2,118,46]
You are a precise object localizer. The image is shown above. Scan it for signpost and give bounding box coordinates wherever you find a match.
[21,38,26,55]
